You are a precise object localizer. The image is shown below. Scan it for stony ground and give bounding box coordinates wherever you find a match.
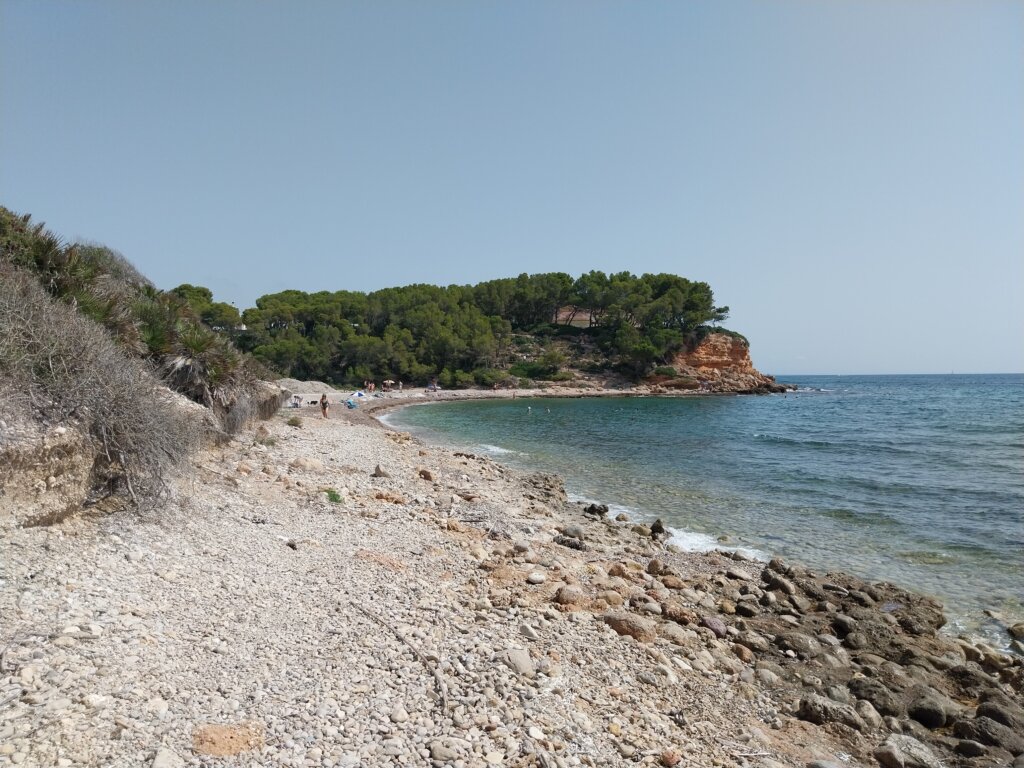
[1,402,1022,768]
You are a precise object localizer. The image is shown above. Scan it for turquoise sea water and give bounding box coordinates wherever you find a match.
[385,375,1024,648]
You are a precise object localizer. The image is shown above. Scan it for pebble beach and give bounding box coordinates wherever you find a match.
[2,389,1023,768]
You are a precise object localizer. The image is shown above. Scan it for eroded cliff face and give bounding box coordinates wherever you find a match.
[670,332,785,393]
[0,424,96,528]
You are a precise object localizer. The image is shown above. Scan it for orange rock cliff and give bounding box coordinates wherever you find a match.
[670,332,786,393]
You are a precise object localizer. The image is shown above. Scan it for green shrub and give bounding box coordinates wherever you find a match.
[286,416,302,428]
[325,488,342,503]
[653,366,677,377]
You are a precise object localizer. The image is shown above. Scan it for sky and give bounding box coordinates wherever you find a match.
[1,1,1022,375]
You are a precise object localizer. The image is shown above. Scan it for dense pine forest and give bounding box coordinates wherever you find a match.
[228,272,733,387]
[1,206,739,393]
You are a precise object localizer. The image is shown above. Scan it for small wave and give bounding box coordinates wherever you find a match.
[754,433,837,449]
[477,443,520,456]
[897,550,959,566]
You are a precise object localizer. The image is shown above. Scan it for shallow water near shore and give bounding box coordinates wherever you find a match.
[385,374,1024,649]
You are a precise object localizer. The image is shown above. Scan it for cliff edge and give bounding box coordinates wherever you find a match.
[670,332,786,394]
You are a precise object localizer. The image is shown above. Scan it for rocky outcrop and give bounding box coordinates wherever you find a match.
[669,332,786,394]
[0,424,95,528]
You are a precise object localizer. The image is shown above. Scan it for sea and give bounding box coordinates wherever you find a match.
[384,374,1024,651]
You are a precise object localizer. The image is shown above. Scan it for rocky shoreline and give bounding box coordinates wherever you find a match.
[1,399,1022,767]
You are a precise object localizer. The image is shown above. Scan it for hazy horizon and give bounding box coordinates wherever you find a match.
[2,1,1022,376]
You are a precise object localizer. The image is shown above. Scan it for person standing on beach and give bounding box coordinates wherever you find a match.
[320,393,329,419]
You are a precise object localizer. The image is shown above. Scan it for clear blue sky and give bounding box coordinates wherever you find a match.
[2,1,1022,374]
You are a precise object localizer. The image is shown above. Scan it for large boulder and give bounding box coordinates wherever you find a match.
[603,613,657,643]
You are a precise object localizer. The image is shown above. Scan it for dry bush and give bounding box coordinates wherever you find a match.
[0,266,200,504]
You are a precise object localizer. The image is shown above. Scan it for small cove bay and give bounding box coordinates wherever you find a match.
[385,374,1024,650]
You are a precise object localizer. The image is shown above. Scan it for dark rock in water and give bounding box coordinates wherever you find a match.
[796,694,866,731]
[848,677,905,717]
[954,716,1024,756]
[553,534,587,551]
[650,518,667,537]
[584,502,608,516]
[700,616,728,639]
[873,734,942,768]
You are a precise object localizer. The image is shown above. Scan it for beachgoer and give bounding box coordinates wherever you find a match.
[320,393,329,419]
[398,381,403,392]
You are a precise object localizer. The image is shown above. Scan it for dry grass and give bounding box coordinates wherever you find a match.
[0,266,200,505]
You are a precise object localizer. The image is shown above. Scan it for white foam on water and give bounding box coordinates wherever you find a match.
[567,493,767,561]
[478,443,519,456]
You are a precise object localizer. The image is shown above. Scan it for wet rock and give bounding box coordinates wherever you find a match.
[650,519,667,537]
[953,716,1024,755]
[977,694,1024,733]
[832,614,857,636]
[873,734,942,768]
[955,740,988,758]
[603,612,657,643]
[584,502,608,516]
[948,665,999,697]
[906,685,959,729]
[848,677,904,717]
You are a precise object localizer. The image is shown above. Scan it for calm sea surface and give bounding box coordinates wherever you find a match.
[385,375,1024,649]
